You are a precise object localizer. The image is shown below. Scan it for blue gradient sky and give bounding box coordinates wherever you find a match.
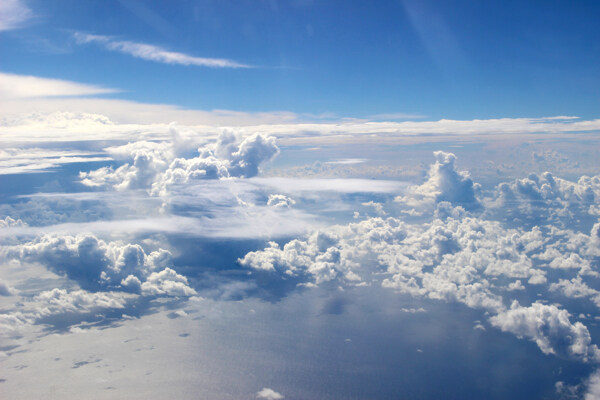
[2,0,599,119]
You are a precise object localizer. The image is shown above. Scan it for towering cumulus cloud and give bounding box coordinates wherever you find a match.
[395,151,481,212]
[79,131,279,195]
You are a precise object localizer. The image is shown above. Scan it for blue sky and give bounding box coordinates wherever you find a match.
[2,0,600,119]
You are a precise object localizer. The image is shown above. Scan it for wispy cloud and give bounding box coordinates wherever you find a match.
[0,72,119,99]
[0,148,111,174]
[0,0,32,31]
[74,33,250,68]
[0,211,322,239]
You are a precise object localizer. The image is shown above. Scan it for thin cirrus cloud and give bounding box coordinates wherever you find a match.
[74,32,251,69]
[0,0,32,31]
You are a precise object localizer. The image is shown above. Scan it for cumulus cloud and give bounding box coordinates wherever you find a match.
[395,151,481,212]
[80,142,172,191]
[0,230,199,343]
[267,194,296,208]
[79,131,279,195]
[0,216,26,228]
[585,369,600,400]
[0,287,154,350]
[240,163,600,365]
[74,33,250,68]
[488,172,600,230]
[506,280,525,291]
[550,277,600,308]
[361,201,386,216]
[592,222,600,248]
[34,288,130,315]
[241,211,554,311]
[490,301,600,362]
[226,134,280,177]
[2,233,195,296]
[256,387,284,400]
[140,268,196,297]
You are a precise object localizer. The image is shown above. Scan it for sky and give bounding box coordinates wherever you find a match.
[1,1,600,399]
[2,0,600,119]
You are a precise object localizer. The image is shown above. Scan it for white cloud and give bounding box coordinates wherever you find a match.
[253,116,600,139]
[0,0,32,31]
[249,177,406,194]
[239,164,600,363]
[267,194,296,208]
[256,387,284,400]
[0,210,321,240]
[2,233,197,297]
[34,288,129,314]
[78,131,279,195]
[0,147,111,174]
[488,172,600,229]
[586,369,600,400]
[490,301,600,362]
[324,158,367,165]
[0,280,18,296]
[74,32,250,68]
[0,216,26,228]
[395,151,481,211]
[240,211,548,306]
[550,277,600,308]
[506,280,525,291]
[361,201,386,216]
[0,75,599,145]
[141,268,196,297]
[0,72,118,99]
[2,126,600,397]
